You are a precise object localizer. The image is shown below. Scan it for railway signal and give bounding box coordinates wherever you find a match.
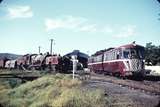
[71,55,78,79]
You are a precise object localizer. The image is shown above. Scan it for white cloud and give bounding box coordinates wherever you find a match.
[64,16,87,29]
[8,6,33,19]
[45,15,88,31]
[45,15,114,33]
[101,26,113,33]
[45,15,137,38]
[79,24,97,32]
[45,19,65,30]
[115,25,136,38]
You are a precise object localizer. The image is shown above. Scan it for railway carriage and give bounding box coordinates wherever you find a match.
[88,43,145,77]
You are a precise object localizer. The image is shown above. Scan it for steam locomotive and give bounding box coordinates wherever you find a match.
[0,53,72,72]
[0,50,88,73]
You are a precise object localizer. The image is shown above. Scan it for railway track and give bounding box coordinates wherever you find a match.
[90,74,160,95]
[0,71,42,81]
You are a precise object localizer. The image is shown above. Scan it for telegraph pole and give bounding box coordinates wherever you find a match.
[38,46,41,54]
[50,39,53,55]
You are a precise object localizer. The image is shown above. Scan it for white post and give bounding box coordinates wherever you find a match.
[72,55,78,79]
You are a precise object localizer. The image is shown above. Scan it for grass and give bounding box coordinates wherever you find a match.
[0,73,107,107]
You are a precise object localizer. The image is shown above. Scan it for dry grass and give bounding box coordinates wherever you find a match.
[0,73,107,107]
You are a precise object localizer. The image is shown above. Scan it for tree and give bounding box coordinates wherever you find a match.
[157,0,160,20]
[0,0,3,4]
[145,42,160,65]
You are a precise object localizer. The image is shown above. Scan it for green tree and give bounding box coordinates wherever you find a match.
[145,42,160,65]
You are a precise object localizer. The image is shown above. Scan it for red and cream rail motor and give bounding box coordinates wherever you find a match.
[88,43,145,77]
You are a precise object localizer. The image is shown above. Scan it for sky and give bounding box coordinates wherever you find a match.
[0,0,160,55]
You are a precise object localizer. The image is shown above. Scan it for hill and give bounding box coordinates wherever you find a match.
[0,53,21,60]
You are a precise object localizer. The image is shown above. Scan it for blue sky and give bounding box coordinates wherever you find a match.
[0,0,160,55]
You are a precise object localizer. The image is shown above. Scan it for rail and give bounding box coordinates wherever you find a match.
[0,72,41,81]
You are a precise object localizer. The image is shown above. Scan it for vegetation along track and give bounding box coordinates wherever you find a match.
[90,74,160,95]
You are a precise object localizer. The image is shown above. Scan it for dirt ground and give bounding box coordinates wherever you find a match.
[83,75,160,107]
